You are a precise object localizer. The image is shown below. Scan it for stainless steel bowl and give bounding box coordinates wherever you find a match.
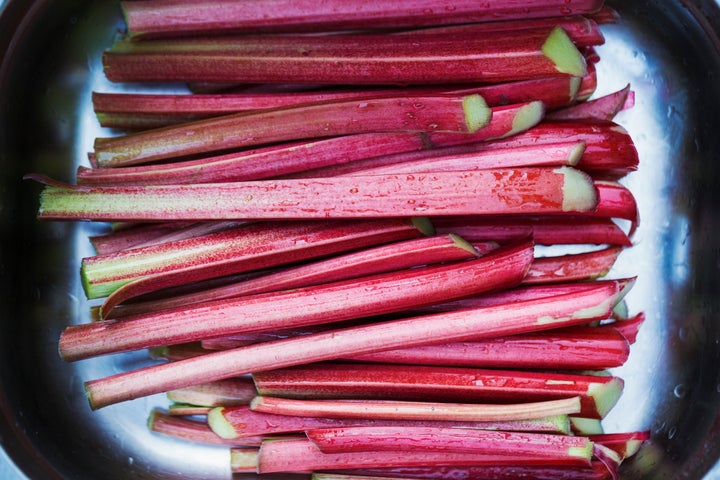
[2,1,720,478]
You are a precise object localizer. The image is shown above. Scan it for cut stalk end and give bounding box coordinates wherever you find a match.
[505,100,545,138]
[208,407,240,439]
[230,448,259,473]
[570,417,605,435]
[568,141,587,166]
[462,94,491,133]
[569,76,582,101]
[588,377,624,418]
[558,166,598,212]
[569,440,595,464]
[542,27,587,77]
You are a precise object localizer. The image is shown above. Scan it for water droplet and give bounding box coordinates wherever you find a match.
[128,456,134,465]
[444,5,456,11]
[678,327,688,341]
[349,187,359,194]
[667,426,677,439]
[559,6,572,14]
[673,384,687,398]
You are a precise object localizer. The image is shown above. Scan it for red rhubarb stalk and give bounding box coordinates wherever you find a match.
[89,221,196,255]
[249,395,582,423]
[103,234,482,318]
[547,84,633,121]
[434,216,631,246]
[80,218,428,300]
[102,27,586,85]
[61,242,534,361]
[165,377,258,407]
[304,426,593,463]
[31,167,599,222]
[122,0,605,37]
[92,94,490,167]
[92,77,578,130]
[82,270,617,409]
[589,180,640,234]
[209,404,572,439]
[338,141,585,176]
[246,436,591,473]
[590,431,651,460]
[522,246,623,284]
[345,324,631,370]
[291,101,547,178]
[317,463,614,480]
[147,409,262,446]
[77,132,431,186]
[612,312,645,344]
[252,362,624,419]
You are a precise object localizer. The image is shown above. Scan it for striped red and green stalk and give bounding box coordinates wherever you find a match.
[102,27,587,85]
[121,0,605,37]
[252,362,624,419]
[248,395,582,423]
[208,403,574,439]
[82,274,617,409]
[30,166,599,222]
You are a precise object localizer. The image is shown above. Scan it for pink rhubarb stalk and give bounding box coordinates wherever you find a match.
[434,216,631,246]
[31,167,598,222]
[241,436,592,474]
[523,246,623,284]
[122,0,605,37]
[80,218,427,300]
[589,180,640,234]
[547,84,633,121]
[320,463,614,479]
[102,27,587,85]
[82,268,618,410]
[482,119,638,176]
[337,141,585,176]
[252,362,624,419]
[91,94,490,167]
[345,324,631,370]
[166,377,257,407]
[92,76,578,130]
[61,242,533,361]
[103,234,483,318]
[249,395,581,423]
[78,132,431,186]
[148,409,262,446]
[304,426,593,463]
[209,404,572,439]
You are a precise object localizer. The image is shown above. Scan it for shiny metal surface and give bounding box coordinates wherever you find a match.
[1,1,720,478]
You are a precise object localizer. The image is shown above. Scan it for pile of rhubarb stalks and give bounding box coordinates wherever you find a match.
[26,0,653,478]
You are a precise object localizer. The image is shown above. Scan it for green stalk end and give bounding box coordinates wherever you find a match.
[504,100,545,139]
[557,166,598,212]
[568,439,595,463]
[588,377,625,418]
[462,94,491,133]
[570,416,605,435]
[207,407,239,439]
[568,141,586,166]
[542,27,587,77]
[569,76,582,101]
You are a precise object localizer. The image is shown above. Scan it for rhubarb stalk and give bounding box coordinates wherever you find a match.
[102,27,586,85]
[31,167,599,222]
[82,271,617,409]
